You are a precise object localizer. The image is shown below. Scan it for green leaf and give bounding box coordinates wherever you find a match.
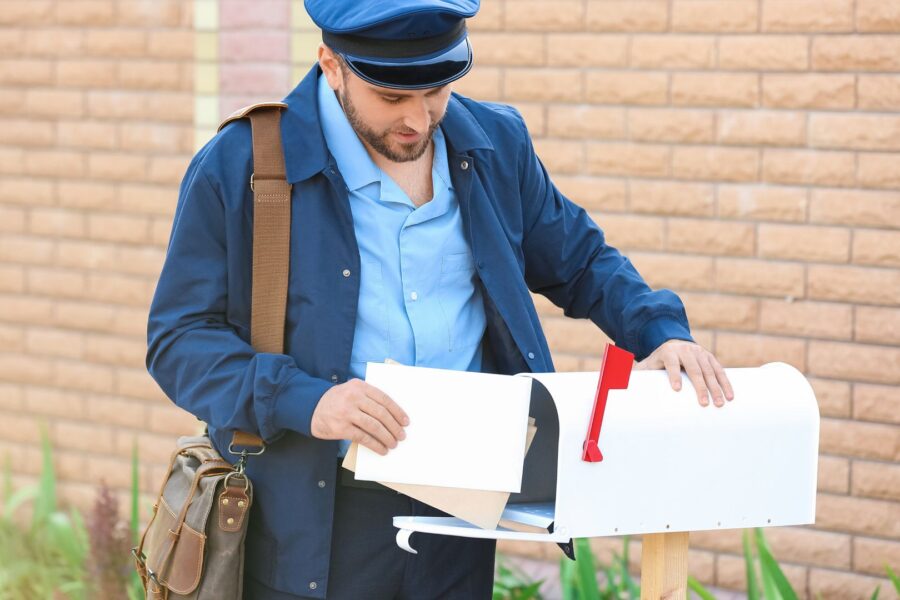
[574,538,601,600]
[869,585,880,600]
[742,529,761,600]
[886,564,900,594]
[755,528,799,600]
[687,575,716,600]
[131,440,140,545]
[560,555,576,600]
[3,486,37,522]
[32,422,57,528]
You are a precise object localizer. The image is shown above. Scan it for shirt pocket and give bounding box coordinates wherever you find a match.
[438,251,481,352]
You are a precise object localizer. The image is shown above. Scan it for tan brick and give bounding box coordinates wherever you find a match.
[85,213,150,245]
[853,229,900,268]
[147,31,193,60]
[809,377,851,418]
[671,146,759,182]
[116,0,182,26]
[817,493,900,537]
[54,359,114,394]
[854,383,900,425]
[716,553,808,596]
[87,152,147,181]
[853,537,900,577]
[24,149,86,179]
[469,33,545,67]
[0,1,54,25]
[809,341,900,385]
[29,207,87,239]
[504,68,582,102]
[820,417,899,461]
[671,0,758,32]
[83,29,147,57]
[0,353,53,386]
[0,205,25,233]
[717,111,805,147]
[714,332,806,370]
[718,185,807,222]
[762,149,855,187]
[859,152,900,190]
[118,184,177,216]
[811,114,900,152]
[586,142,669,177]
[84,334,146,367]
[543,316,612,355]
[145,92,194,124]
[86,90,147,120]
[115,245,168,278]
[25,328,84,360]
[57,180,117,210]
[630,252,716,291]
[505,0,585,31]
[0,119,55,148]
[758,224,850,262]
[0,89,26,115]
[592,213,664,250]
[630,35,715,69]
[762,0,854,31]
[813,35,900,71]
[547,34,627,67]
[667,218,755,256]
[672,73,758,107]
[0,293,54,325]
[719,36,810,70]
[853,460,900,501]
[0,234,55,265]
[809,265,900,305]
[533,139,583,174]
[760,300,852,340]
[57,121,118,151]
[117,60,183,91]
[586,1,669,32]
[586,71,669,105]
[629,108,714,144]
[0,59,53,85]
[26,266,86,299]
[0,412,41,444]
[818,454,850,493]
[86,395,147,429]
[508,102,544,136]
[547,105,625,139]
[147,404,206,435]
[24,387,85,419]
[554,176,627,212]
[858,75,900,110]
[716,258,805,298]
[0,264,25,293]
[468,1,502,30]
[763,527,851,569]
[453,67,501,100]
[630,180,714,216]
[55,240,118,271]
[857,0,900,32]
[763,73,856,109]
[52,300,120,334]
[115,367,165,402]
[86,272,154,306]
[149,156,190,185]
[0,177,54,207]
[0,323,23,353]
[56,0,115,25]
[809,568,897,600]
[679,293,757,331]
[25,89,85,119]
[23,28,84,58]
[810,189,900,229]
[0,147,24,176]
[56,60,117,88]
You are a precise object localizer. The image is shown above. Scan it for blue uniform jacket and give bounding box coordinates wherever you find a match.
[146,64,693,597]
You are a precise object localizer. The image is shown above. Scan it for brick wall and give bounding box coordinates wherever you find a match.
[0,0,897,598]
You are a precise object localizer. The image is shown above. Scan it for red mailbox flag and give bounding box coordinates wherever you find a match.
[582,343,634,462]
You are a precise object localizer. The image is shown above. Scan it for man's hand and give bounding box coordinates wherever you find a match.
[635,340,734,407]
[311,379,409,455]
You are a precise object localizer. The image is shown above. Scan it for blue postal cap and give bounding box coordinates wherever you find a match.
[304,0,479,90]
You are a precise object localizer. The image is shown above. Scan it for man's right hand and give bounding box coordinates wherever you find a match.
[311,378,409,455]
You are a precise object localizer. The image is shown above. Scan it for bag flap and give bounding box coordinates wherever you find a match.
[144,497,206,595]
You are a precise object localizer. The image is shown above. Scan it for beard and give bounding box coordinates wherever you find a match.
[337,87,443,163]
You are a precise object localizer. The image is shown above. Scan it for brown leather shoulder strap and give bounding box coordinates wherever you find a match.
[218,102,292,452]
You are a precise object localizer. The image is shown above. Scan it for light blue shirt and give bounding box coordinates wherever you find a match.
[317,73,486,455]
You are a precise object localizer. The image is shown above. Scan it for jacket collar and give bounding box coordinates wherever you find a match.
[280,63,494,184]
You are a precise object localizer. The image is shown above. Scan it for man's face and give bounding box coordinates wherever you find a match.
[324,49,453,163]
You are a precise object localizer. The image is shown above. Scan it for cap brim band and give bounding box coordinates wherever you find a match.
[341,36,472,90]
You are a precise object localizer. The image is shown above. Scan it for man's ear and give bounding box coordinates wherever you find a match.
[318,43,342,92]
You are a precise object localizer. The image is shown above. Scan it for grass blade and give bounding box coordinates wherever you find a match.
[755,528,799,600]
[573,538,601,600]
[687,575,716,600]
[742,529,761,600]
[32,423,57,529]
[886,564,900,594]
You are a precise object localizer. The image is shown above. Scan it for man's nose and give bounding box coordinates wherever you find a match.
[402,99,431,133]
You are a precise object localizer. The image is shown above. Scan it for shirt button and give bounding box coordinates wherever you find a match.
[309,582,318,590]
[330,374,338,382]
[318,480,326,488]
[342,269,351,278]
[460,160,469,170]
[410,291,418,301]
[528,352,535,359]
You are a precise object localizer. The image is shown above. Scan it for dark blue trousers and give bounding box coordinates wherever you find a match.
[244,464,496,599]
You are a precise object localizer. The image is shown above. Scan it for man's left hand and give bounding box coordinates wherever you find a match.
[635,340,734,407]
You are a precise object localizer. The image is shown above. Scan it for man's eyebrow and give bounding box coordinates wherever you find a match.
[378,85,448,97]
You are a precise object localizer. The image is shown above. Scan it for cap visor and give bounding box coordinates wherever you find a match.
[342,36,472,90]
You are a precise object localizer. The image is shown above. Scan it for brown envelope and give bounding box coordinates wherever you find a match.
[341,418,538,530]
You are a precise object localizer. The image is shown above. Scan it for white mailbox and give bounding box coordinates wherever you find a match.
[392,362,820,553]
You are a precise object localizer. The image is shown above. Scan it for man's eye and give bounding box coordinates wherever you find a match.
[382,96,402,104]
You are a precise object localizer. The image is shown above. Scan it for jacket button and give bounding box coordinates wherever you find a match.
[318,480,326,488]
[528,352,535,359]
[309,582,318,590]
[342,269,351,278]
[331,374,338,382]
[460,160,469,170]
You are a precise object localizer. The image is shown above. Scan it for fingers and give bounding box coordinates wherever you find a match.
[711,355,734,401]
[351,410,397,453]
[348,425,388,456]
[681,353,710,407]
[663,354,682,392]
[360,395,406,445]
[365,383,410,427]
[698,355,725,407]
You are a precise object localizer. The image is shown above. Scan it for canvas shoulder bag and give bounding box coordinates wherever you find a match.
[132,101,292,600]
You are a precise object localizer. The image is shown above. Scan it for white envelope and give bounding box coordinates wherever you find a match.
[354,362,532,493]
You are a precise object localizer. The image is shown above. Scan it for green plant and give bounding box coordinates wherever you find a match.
[493,556,544,600]
[560,536,639,600]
